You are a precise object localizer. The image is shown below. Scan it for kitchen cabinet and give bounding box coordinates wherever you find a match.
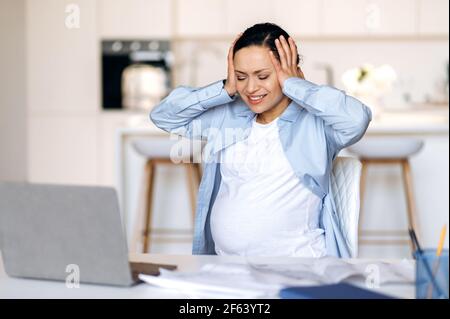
[225,0,321,37]
[97,0,172,38]
[28,115,98,185]
[224,0,274,35]
[322,0,417,36]
[418,0,449,35]
[322,0,370,36]
[176,0,319,38]
[175,0,227,37]
[272,0,321,37]
[176,0,447,39]
[97,112,129,186]
[97,111,152,186]
[26,0,98,114]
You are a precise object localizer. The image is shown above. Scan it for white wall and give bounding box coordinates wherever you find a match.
[0,0,27,181]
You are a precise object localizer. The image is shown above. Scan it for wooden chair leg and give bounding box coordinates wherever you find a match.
[194,163,202,185]
[358,159,369,239]
[401,159,420,252]
[142,159,155,253]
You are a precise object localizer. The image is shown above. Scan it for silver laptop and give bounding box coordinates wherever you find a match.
[0,181,176,287]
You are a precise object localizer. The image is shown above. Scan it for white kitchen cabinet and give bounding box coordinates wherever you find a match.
[322,0,417,36]
[97,112,127,186]
[224,0,274,35]
[179,0,321,37]
[28,115,98,185]
[175,0,227,37]
[97,111,151,186]
[418,0,449,35]
[26,0,98,114]
[272,0,321,37]
[367,0,417,35]
[322,0,368,36]
[98,0,172,38]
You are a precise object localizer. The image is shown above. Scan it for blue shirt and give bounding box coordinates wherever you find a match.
[150,77,372,258]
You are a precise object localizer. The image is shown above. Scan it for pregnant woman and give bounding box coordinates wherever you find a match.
[150,23,372,258]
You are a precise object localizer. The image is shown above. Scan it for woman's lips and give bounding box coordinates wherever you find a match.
[247,94,267,105]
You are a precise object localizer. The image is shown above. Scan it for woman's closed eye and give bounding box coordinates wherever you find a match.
[236,75,270,81]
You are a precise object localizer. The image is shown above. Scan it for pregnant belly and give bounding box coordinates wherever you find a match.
[210,195,314,255]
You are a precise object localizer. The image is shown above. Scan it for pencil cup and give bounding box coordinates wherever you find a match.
[415,249,449,299]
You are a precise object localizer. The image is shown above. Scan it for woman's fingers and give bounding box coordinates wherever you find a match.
[228,32,242,69]
[279,35,292,67]
[288,37,298,67]
[227,46,234,75]
[227,45,233,63]
[269,50,281,72]
[275,38,288,70]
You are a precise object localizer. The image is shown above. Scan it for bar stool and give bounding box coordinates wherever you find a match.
[347,137,424,253]
[132,137,203,253]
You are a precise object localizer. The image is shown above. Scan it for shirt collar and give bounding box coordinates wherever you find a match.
[236,99,303,123]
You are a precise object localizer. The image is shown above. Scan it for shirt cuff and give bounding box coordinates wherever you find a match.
[282,77,318,102]
[196,79,235,109]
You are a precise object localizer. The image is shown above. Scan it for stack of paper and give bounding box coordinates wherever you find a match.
[139,258,414,298]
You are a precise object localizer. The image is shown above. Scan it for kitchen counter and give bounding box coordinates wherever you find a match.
[367,107,449,134]
[114,106,449,135]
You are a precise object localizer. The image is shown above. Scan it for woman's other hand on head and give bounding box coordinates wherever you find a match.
[224,33,242,97]
[269,36,305,88]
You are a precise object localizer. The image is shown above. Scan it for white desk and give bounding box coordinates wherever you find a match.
[0,253,415,299]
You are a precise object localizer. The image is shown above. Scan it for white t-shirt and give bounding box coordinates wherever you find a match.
[210,117,327,257]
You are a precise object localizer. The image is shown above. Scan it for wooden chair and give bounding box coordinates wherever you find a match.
[133,138,203,253]
[347,137,424,253]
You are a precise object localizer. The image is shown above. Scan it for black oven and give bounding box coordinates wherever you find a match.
[101,40,172,110]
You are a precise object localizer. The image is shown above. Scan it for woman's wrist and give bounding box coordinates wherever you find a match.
[223,79,236,98]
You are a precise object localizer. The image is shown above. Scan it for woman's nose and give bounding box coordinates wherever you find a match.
[246,78,259,93]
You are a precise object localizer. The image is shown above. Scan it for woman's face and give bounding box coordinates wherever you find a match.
[233,45,286,114]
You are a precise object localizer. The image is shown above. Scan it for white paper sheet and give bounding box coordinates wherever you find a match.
[139,258,414,298]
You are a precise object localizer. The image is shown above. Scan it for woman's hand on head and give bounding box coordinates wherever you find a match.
[269,35,305,88]
[224,33,242,97]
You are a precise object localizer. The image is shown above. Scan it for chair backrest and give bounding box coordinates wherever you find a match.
[330,157,362,258]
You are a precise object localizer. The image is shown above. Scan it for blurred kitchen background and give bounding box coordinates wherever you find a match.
[0,0,448,258]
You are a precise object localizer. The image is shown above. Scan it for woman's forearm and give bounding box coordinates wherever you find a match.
[150,80,234,137]
[282,77,372,148]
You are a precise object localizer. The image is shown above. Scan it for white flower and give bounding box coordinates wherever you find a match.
[342,64,397,97]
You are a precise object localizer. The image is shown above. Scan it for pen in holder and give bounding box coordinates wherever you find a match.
[415,249,449,299]
[409,228,449,299]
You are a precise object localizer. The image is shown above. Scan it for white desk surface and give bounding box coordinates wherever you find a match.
[0,253,415,299]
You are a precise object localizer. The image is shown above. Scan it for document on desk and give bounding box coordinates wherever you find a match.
[139,258,414,298]
[246,257,414,285]
[139,264,283,298]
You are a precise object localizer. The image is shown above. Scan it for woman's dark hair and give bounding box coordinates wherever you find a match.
[233,22,301,65]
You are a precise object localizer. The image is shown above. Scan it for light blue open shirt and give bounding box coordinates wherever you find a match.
[150,77,372,258]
